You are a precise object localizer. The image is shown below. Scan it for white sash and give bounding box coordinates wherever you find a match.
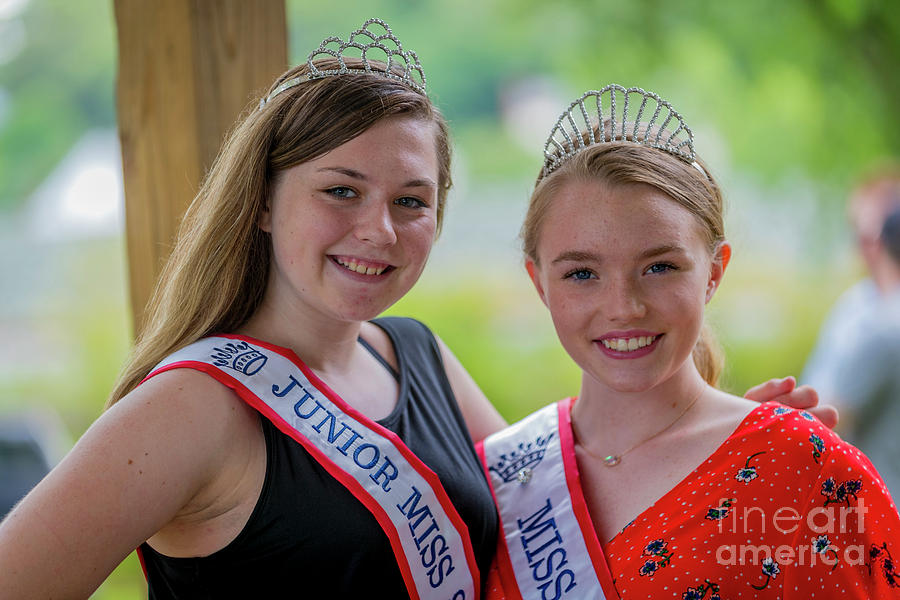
[147,334,479,600]
[479,399,617,600]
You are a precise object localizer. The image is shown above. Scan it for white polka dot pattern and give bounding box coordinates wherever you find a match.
[599,402,900,598]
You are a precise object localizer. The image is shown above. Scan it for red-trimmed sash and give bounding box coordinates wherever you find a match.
[478,398,618,600]
[145,334,479,600]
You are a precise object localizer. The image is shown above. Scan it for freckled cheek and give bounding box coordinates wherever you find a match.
[670,284,708,313]
[647,278,705,305]
[655,293,706,339]
[410,216,437,237]
[548,296,591,331]
[400,223,437,257]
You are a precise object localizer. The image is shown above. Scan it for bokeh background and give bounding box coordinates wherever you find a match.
[1,0,897,596]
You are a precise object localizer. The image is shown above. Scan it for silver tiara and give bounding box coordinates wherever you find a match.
[258,18,425,109]
[541,84,695,178]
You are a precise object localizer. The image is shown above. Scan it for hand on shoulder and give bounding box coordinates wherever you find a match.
[744,376,838,429]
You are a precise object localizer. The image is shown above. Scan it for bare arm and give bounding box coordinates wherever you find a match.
[435,336,507,443]
[0,370,248,598]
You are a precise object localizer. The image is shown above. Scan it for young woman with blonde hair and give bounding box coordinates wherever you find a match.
[479,85,899,599]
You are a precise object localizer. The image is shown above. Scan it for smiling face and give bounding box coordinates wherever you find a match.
[526,179,728,393]
[258,115,440,324]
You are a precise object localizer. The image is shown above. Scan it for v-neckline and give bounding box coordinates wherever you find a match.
[560,399,774,550]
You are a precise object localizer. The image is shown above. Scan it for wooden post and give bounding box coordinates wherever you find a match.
[114,0,287,335]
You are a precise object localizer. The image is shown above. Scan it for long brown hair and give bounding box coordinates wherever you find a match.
[522,142,726,386]
[108,58,451,406]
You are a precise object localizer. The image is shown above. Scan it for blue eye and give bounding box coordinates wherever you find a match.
[564,268,595,281]
[325,186,357,199]
[394,196,427,209]
[646,263,677,275]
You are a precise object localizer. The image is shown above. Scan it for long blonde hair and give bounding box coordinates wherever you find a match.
[108,58,452,406]
[522,143,725,386]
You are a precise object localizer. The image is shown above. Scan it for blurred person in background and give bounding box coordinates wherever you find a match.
[803,170,900,497]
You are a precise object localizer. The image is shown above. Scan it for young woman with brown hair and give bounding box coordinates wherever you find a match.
[0,20,504,599]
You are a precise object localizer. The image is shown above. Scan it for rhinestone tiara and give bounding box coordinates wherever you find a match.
[541,84,695,178]
[259,18,426,109]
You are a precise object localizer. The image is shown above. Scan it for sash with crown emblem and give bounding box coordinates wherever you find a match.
[477,398,618,600]
[143,334,479,600]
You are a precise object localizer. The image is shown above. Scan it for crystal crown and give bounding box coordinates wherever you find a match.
[259,18,425,109]
[542,84,695,178]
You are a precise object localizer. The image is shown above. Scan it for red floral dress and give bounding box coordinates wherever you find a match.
[604,401,900,599]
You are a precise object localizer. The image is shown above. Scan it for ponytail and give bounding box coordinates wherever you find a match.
[692,323,723,387]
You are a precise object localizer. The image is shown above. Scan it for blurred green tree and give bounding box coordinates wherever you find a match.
[0,0,115,211]
[2,0,898,209]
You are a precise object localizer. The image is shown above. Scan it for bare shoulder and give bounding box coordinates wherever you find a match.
[696,388,760,437]
[101,368,259,484]
[120,367,257,441]
[360,320,398,370]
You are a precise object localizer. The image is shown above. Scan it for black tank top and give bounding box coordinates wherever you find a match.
[140,317,498,598]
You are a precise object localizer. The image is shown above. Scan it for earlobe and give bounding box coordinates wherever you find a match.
[258,205,272,233]
[525,258,549,307]
[706,241,731,303]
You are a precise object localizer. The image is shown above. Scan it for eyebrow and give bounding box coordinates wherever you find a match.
[317,167,436,189]
[638,244,686,259]
[551,250,601,265]
[550,244,686,265]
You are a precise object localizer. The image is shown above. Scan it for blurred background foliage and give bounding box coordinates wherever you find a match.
[0,0,897,597]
